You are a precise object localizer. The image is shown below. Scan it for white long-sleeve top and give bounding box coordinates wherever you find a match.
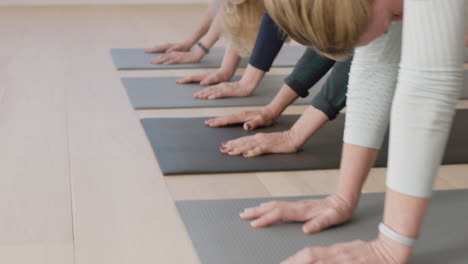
[345,0,466,198]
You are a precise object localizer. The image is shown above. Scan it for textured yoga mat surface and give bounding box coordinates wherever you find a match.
[176,190,468,264]
[123,75,323,109]
[142,109,468,175]
[111,45,306,70]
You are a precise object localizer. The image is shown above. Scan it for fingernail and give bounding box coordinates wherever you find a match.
[244,124,250,130]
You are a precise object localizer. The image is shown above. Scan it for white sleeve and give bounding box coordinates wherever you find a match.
[387,0,466,198]
[344,22,402,149]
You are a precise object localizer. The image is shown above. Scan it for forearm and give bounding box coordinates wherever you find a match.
[287,106,329,149]
[218,45,241,79]
[237,65,266,94]
[197,9,222,49]
[382,0,465,247]
[265,84,299,118]
[185,0,220,47]
[338,23,403,208]
[335,144,379,208]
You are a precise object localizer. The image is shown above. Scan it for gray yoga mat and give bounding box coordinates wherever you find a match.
[176,189,468,264]
[142,109,468,175]
[111,45,306,70]
[123,75,323,109]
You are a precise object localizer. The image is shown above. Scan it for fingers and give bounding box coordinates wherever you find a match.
[239,203,276,220]
[243,116,270,131]
[193,85,223,99]
[176,74,206,84]
[242,147,264,158]
[302,211,336,235]
[145,43,169,53]
[249,208,283,228]
[281,247,328,264]
[220,136,251,153]
[204,113,247,127]
[150,52,183,65]
[240,201,299,228]
[200,76,221,86]
[204,111,259,128]
[150,53,171,64]
[194,83,243,99]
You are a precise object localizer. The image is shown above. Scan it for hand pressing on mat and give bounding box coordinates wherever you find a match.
[145,42,192,54]
[220,131,300,157]
[193,64,266,100]
[240,194,355,235]
[150,48,205,65]
[205,106,279,130]
[177,45,241,86]
[193,81,255,100]
[176,69,234,86]
[217,106,329,157]
[281,237,410,264]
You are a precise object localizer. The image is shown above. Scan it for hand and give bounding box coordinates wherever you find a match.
[240,194,355,235]
[176,70,232,86]
[281,237,412,264]
[220,131,300,157]
[145,42,191,53]
[150,49,204,65]
[204,106,279,130]
[193,81,253,100]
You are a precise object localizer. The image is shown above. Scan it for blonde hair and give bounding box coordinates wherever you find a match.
[264,0,373,58]
[221,0,265,57]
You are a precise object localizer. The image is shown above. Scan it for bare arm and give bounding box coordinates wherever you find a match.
[146,0,220,53]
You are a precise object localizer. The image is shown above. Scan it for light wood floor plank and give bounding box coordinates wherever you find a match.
[54,6,201,264]
[0,8,75,264]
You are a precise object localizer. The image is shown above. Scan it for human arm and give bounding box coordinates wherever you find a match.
[150,8,222,64]
[219,58,351,157]
[192,11,288,99]
[175,44,241,86]
[145,0,220,54]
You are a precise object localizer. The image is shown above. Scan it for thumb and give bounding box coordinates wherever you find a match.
[176,74,204,84]
[145,44,168,53]
[244,116,267,131]
[302,212,335,235]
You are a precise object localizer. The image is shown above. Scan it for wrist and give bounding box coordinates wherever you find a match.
[329,191,359,213]
[373,235,413,264]
[238,65,265,92]
[286,126,311,151]
[325,193,356,219]
[263,104,282,120]
[217,67,235,81]
[193,46,206,59]
[184,37,198,48]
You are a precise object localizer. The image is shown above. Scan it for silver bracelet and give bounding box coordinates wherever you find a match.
[379,222,417,247]
[196,41,210,54]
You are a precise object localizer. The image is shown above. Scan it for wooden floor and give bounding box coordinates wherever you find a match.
[0,4,467,264]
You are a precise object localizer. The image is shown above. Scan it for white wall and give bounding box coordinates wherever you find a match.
[0,0,209,6]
